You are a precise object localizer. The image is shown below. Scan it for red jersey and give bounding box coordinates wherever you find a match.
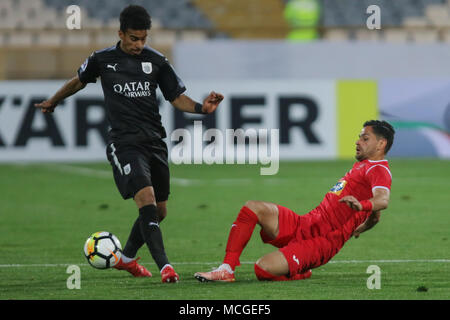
[316,159,392,229]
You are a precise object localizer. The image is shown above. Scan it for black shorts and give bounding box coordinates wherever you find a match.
[106,139,170,202]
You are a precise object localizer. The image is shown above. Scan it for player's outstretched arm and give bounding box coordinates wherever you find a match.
[171,91,224,114]
[34,75,86,113]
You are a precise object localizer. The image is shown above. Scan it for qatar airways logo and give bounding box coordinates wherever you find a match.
[113,81,152,98]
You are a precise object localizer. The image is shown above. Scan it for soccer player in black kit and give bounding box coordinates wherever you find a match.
[35,5,224,283]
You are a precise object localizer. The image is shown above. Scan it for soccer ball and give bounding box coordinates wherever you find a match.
[83,231,122,269]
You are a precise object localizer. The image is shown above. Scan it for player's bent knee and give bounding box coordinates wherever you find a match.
[134,187,156,208]
[244,200,267,218]
[244,200,259,211]
[244,201,278,230]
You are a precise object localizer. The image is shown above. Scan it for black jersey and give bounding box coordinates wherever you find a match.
[77,41,186,144]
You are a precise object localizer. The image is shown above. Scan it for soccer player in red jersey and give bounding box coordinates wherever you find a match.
[195,120,395,282]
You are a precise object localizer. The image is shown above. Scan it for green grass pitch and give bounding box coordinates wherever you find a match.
[0,159,449,300]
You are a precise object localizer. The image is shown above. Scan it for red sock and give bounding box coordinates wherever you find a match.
[223,206,259,270]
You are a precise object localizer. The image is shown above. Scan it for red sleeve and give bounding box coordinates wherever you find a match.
[366,165,392,192]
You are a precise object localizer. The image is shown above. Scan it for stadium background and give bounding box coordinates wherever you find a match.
[0,0,449,302]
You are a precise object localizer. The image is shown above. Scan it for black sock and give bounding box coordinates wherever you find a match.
[138,204,169,271]
[122,217,144,259]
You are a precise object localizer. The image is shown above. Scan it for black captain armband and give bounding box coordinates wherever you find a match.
[195,102,207,114]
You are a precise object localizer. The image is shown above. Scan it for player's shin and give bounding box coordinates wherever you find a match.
[138,204,170,270]
[223,206,259,270]
[122,217,144,261]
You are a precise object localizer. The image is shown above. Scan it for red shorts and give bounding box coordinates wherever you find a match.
[259,205,302,247]
[259,205,333,247]
[259,205,367,277]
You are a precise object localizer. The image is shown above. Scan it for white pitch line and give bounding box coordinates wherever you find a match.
[50,164,111,178]
[0,259,449,268]
[45,164,202,186]
[41,163,284,186]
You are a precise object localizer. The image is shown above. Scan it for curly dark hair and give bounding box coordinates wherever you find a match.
[120,5,151,32]
[363,120,395,154]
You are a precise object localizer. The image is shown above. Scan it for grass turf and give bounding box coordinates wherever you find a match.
[0,159,449,300]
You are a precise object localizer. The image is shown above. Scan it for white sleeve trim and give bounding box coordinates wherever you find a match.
[366,164,392,179]
[372,186,390,193]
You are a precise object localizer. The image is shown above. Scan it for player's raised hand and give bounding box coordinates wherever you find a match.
[201,91,224,114]
[339,195,363,211]
[34,100,57,114]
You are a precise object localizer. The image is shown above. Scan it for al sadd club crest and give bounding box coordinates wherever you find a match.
[141,62,152,74]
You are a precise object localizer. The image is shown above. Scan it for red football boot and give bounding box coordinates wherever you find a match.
[114,257,152,277]
[161,264,179,283]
